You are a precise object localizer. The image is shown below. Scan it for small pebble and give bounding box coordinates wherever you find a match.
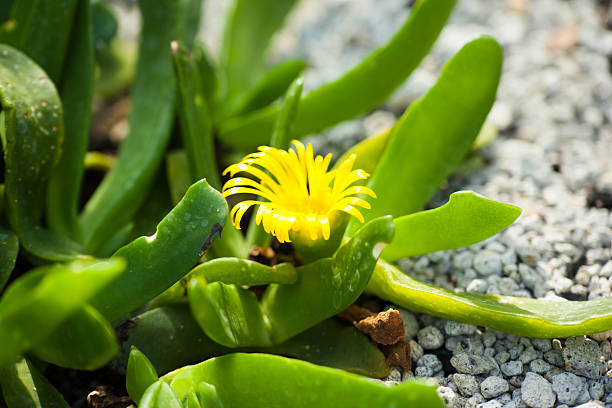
[480,376,509,399]
[562,337,606,379]
[451,352,497,375]
[529,359,551,374]
[417,326,444,350]
[453,373,480,397]
[552,372,587,405]
[474,251,503,276]
[501,361,523,377]
[521,372,556,408]
[417,354,443,373]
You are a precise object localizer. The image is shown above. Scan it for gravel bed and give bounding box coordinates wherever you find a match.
[203,0,612,406]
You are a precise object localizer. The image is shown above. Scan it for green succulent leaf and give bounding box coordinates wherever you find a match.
[29,305,117,370]
[0,259,124,366]
[79,0,202,253]
[0,44,83,261]
[219,0,299,99]
[189,216,393,347]
[47,0,94,240]
[0,357,69,408]
[164,353,444,408]
[218,0,456,151]
[350,37,502,234]
[90,180,227,323]
[120,305,389,378]
[139,380,182,408]
[0,0,78,84]
[382,191,521,262]
[191,258,297,286]
[127,346,159,405]
[91,1,118,56]
[0,228,18,291]
[172,42,247,259]
[368,259,612,338]
[229,59,307,118]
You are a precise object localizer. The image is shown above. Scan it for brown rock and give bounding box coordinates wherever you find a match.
[382,340,412,371]
[546,23,580,52]
[354,309,405,345]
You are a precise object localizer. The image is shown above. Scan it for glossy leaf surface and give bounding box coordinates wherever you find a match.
[29,305,117,370]
[140,380,182,408]
[368,260,612,338]
[0,0,78,83]
[219,0,299,99]
[0,357,69,408]
[0,259,124,366]
[352,37,502,232]
[218,0,456,150]
[119,305,388,378]
[0,228,18,291]
[127,347,159,405]
[191,258,297,286]
[383,191,521,262]
[165,353,444,408]
[0,44,82,261]
[189,217,394,347]
[79,0,202,253]
[90,180,227,323]
[47,0,94,240]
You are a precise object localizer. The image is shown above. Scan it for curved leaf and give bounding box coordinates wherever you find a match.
[0,259,124,366]
[189,216,394,347]
[0,357,69,408]
[79,0,202,253]
[0,228,18,291]
[165,353,444,408]
[218,0,456,150]
[139,380,182,408]
[383,191,521,262]
[47,0,94,240]
[119,305,389,378]
[29,305,117,370]
[219,0,299,99]
[0,0,78,83]
[368,259,612,338]
[0,44,82,261]
[191,258,297,286]
[90,180,227,323]
[350,37,502,234]
[126,347,158,405]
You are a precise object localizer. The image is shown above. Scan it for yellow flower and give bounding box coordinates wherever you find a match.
[222,141,376,243]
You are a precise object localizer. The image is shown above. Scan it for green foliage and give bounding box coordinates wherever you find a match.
[1,0,609,405]
[163,353,444,408]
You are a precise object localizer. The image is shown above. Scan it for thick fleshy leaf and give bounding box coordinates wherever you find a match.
[230,59,306,117]
[0,44,82,261]
[368,259,612,338]
[189,216,394,347]
[139,380,182,408]
[218,0,456,151]
[350,37,502,234]
[0,259,124,366]
[126,347,158,405]
[191,258,297,286]
[79,0,202,253]
[219,0,299,99]
[90,180,227,323]
[91,1,118,56]
[47,0,94,240]
[0,357,69,408]
[382,191,521,262]
[0,0,78,83]
[29,305,117,370]
[172,42,246,259]
[118,305,389,378]
[0,228,18,291]
[165,353,444,408]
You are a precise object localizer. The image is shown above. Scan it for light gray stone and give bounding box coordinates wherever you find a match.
[521,373,555,408]
[476,400,503,408]
[445,320,477,336]
[409,339,424,362]
[396,308,419,339]
[417,326,444,350]
[551,372,587,405]
[588,379,604,400]
[474,250,503,276]
[518,347,538,364]
[480,376,509,399]
[528,359,551,374]
[454,373,480,397]
[414,366,433,377]
[531,338,552,353]
[437,386,457,407]
[451,352,498,375]
[562,336,606,379]
[417,354,443,373]
[500,361,523,377]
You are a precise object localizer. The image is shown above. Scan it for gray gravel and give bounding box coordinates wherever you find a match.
[202,0,612,406]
